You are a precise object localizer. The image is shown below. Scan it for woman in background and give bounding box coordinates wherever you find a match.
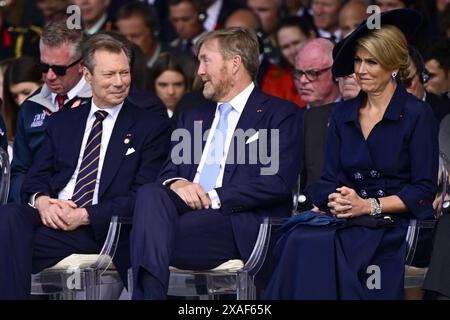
[261,16,315,108]
[150,53,191,118]
[2,56,42,157]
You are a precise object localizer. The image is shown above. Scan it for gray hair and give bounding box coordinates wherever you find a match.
[39,18,84,60]
[82,32,133,74]
[195,27,260,81]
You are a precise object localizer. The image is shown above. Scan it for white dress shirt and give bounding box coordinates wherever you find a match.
[164,82,255,209]
[51,77,87,108]
[58,101,123,204]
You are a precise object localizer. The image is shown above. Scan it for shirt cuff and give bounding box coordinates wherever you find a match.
[208,189,221,209]
[28,192,46,209]
[162,177,188,186]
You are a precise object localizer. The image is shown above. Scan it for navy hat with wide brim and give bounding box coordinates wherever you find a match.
[332,8,422,78]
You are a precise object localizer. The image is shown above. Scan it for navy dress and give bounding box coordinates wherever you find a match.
[265,84,439,299]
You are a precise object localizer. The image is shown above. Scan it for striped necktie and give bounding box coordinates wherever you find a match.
[198,103,233,192]
[71,110,108,207]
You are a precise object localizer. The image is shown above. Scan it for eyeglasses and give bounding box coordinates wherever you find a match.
[292,66,332,81]
[39,58,82,76]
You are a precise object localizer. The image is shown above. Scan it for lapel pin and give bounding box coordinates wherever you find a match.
[70,98,81,108]
[256,109,263,113]
[124,133,132,144]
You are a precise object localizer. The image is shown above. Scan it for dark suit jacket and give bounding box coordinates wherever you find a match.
[21,99,170,240]
[158,87,304,259]
[427,91,450,128]
[301,103,336,189]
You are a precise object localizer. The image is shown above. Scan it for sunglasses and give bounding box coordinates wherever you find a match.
[39,58,82,76]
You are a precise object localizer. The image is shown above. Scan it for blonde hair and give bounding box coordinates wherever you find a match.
[356,25,410,80]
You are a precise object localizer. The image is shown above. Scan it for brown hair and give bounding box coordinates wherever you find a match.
[195,27,260,81]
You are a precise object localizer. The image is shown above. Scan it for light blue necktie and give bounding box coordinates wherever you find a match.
[198,103,233,192]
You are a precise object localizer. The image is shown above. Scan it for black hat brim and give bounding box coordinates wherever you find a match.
[332,9,422,78]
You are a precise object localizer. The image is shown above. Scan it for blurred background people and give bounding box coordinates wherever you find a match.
[311,0,344,43]
[168,0,206,57]
[150,53,191,118]
[338,0,368,38]
[1,56,42,155]
[72,0,114,35]
[424,38,450,98]
[261,16,315,108]
[404,46,450,126]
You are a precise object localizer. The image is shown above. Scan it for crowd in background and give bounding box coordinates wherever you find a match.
[0,1,447,184]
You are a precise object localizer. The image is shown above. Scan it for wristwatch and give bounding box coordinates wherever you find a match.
[368,198,382,216]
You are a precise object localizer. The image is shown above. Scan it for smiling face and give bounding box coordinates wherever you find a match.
[84,49,131,108]
[354,46,393,94]
[197,39,234,102]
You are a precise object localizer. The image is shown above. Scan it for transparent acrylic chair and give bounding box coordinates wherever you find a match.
[0,147,11,204]
[30,216,128,299]
[127,216,285,300]
[404,153,449,289]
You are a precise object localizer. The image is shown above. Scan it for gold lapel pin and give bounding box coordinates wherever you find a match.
[124,133,132,144]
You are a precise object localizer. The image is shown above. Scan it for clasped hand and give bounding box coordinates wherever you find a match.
[327,186,369,218]
[36,196,89,230]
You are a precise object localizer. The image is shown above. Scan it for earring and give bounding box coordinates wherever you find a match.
[391,71,397,79]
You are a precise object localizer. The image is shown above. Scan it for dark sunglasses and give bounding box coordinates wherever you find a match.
[39,58,82,76]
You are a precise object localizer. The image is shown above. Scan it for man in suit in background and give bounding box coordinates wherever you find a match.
[131,27,303,299]
[10,18,92,203]
[295,38,340,189]
[0,33,170,299]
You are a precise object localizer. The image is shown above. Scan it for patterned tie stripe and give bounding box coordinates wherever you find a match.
[71,110,108,207]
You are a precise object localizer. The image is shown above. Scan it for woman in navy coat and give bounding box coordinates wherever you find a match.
[265,9,439,300]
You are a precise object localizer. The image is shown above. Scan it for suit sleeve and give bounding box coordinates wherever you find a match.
[306,111,341,210]
[156,111,187,184]
[85,116,171,239]
[11,107,40,203]
[215,106,304,213]
[396,105,439,219]
[20,117,57,203]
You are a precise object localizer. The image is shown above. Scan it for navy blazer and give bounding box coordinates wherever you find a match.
[308,84,439,220]
[158,87,304,259]
[21,99,171,240]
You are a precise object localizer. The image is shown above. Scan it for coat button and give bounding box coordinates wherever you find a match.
[376,190,385,197]
[370,170,380,178]
[359,189,368,198]
[354,172,364,182]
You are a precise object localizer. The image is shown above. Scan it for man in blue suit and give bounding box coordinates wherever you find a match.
[131,27,303,299]
[0,33,170,299]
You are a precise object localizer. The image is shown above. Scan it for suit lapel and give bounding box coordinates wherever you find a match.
[98,100,135,198]
[222,88,269,185]
[188,102,216,180]
[66,104,91,177]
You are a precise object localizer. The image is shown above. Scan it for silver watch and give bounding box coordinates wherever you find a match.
[368,198,382,216]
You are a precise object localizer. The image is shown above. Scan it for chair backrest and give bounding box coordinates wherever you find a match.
[0,148,10,204]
